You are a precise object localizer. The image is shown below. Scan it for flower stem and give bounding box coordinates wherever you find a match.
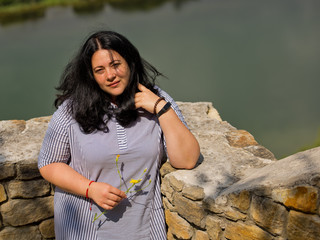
[115,154,122,190]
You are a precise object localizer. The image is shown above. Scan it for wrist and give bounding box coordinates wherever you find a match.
[86,180,95,199]
[156,101,171,118]
[155,100,166,115]
[154,97,165,114]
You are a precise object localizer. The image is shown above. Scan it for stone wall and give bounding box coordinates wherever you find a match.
[161,102,320,240]
[0,102,319,240]
[0,117,54,240]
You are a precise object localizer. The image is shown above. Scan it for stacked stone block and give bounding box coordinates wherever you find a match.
[0,161,54,239]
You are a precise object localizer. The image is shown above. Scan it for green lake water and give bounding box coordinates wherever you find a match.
[0,0,319,158]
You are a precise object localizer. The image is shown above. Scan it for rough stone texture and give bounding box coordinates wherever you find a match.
[165,209,193,239]
[181,185,205,201]
[0,226,41,240]
[167,174,184,192]
[173,192,206,228]
[272,185,318,213]
[227,190,251,213]
[205,215,222,240]
[194,230,209,240]
[220,146,320,196]
[167,228,175,240]
[161,180,174,204]
[0,117,50,164]
[226,129,258,148]
[39,218,55,239]
[224,206,247,221]
[0,102,319,239]
[16,162,41,180]
[162,197,174,212]
[0,163,15,180]
[7,179,51,199]
[250,195,288,236]
[0,184,6,203]
[224,221,273,240]
[160,161,176,177]
[287,210,320,240]
[204,194,247,221]
[1,196,54,226]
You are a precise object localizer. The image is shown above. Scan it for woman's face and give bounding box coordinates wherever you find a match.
[91,49,130,102]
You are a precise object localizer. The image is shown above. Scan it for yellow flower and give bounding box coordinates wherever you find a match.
[115,154,120,162]
[130,178,142,184]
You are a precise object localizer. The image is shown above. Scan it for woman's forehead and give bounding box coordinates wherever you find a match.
[92,49,122,63]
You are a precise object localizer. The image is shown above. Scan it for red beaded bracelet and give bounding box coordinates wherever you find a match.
[86,180,94,199]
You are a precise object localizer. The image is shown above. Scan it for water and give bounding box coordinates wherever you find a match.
[0,0,319,158]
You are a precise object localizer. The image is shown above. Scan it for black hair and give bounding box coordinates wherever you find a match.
[55,30,162,133]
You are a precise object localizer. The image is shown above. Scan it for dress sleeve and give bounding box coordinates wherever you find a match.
[38,102,72,169]
[155,86,188,128]
[155,86,189,156]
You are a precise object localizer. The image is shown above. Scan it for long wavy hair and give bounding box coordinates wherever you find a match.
[55,31,162,133]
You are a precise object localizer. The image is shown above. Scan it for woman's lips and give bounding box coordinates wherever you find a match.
[108,80,120,87]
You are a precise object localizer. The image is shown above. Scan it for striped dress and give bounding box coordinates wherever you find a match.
[38,87,187,240]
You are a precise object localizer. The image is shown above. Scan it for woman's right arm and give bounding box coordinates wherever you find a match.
[39,162,91,197]
[39,163,126,210]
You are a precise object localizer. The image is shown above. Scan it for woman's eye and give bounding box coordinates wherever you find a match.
[111,62,121,68]
[95,69,104,74]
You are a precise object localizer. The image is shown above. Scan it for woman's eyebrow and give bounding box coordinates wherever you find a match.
[110,59,121,64]
[93,65,104,70]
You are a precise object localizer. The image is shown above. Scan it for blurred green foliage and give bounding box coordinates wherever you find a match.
[0,0,43,7]
[0,0,193,25]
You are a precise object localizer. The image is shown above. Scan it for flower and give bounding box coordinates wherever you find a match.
[130,178,142,184]
[92,154,152,223]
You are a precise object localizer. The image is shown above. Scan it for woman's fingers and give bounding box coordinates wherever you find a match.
[102,189,126,210]
[103,196,122,209]
[107,190,126,203]
[106,184,126,199]
[89,182,126,210]
[135,83,161,113]
[137,83,147,92]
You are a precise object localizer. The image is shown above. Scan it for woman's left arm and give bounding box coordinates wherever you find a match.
[135,84,200,169]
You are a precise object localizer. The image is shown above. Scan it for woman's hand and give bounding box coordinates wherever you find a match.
[134,83,163,114]
[88,182,126,210]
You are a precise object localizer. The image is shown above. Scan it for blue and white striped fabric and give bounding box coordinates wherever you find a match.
[38,87,187,240]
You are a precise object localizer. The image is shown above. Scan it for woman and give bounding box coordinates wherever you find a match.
[38,30,200,240]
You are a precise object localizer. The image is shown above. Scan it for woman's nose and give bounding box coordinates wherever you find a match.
[106,69,116,81]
